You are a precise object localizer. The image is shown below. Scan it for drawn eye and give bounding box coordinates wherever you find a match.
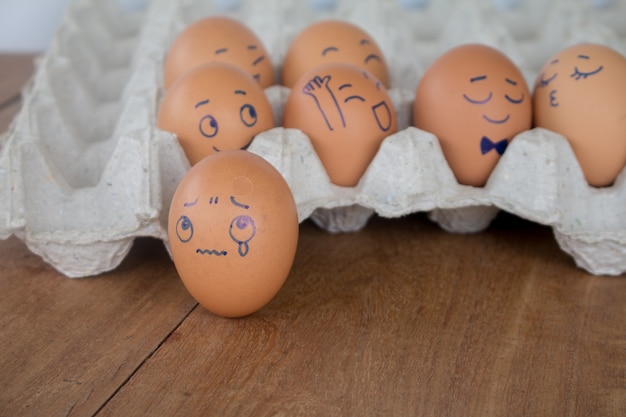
[505,93,524,104]
[229,215,256,244]
[463,92,492,105]
[571,65,603,80]
[344,95,366,103]
[239,104,257,127]
[175,215,193,243]
[199,115,218,138]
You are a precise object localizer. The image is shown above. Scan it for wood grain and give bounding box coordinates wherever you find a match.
[97,216,626,417]
[0,237,197,417]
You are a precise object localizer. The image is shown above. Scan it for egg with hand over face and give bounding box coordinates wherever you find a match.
[157,62,275,165]
[283,62,398,187]
[413,43,532,187]
[281,19,390,89]
[533,43,626,187]
[168,150,299,318]
[163,15,275,89]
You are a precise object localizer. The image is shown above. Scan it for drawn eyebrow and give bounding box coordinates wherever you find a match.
[339,83,352,90]
[550,59,559,65]
[505,78,518,86]
[215,48,228,54]
[252,55,265,66]
[183,198,198,207]
[230,196,249,209]
[344,95,366,103]
[195,99,209,108]
[234,90,247,95]
[360,39,371,45]
[470,75,487,82]
[322,46,339,56]
[364,54,382,63]
[247,45,258,50]
[578,54,590,60]
[363,71,369,79]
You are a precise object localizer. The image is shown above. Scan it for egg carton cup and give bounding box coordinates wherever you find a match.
[1,0,626,277]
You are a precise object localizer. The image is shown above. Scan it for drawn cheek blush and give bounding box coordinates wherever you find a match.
[168,150,299,318]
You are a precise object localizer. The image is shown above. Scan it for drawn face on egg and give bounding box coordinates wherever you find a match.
[157,62,275,165]
[283,62,398,187]
[413,44,532,187]
[281,19,390,88]
[163,16,275,89]
[533,43,626,187]
[168,150,299,318]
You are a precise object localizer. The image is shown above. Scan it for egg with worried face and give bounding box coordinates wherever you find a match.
[413,43,532,187]
[157,62,275,165]
[168,150,299,318]
[533,43,626,187]
[283,62,398,187]
[281,19,390,89]
[163,15,275,89]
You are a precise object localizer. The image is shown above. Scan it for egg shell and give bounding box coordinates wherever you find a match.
[157,61,275,165]
[163,15,275,89]
[283,62,398,187]
[533,43,626,187]
[168,150,299,318]
[413,43,532,187]
[281,19,390,89]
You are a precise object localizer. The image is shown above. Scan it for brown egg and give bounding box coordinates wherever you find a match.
[157,62,275,165]
[283,62,398,187]
[281,19,390,89]
[163,15,275,89]
[168,150,299,318]
[533,43,626,187]
[413,43,532,187]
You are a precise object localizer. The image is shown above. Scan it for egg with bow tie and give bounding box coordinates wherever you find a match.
[413,44,532,187]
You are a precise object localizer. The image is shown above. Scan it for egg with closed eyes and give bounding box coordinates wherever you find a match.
[281,19,390,88]
[413,43,532,187]
[533,43,626,187]
[163,15,275,89]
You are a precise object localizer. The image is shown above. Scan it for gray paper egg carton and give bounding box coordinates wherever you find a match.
[1,0,625,277]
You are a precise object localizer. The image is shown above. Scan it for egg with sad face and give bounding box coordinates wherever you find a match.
[168,150,299,318]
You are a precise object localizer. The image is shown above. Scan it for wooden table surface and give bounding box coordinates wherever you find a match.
[1,54,625,417]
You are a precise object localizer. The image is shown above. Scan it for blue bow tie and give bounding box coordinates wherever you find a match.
[480,136,508,155]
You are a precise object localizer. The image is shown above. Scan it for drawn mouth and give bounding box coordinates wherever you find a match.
[196,248,227,256]
[483,114,510,124]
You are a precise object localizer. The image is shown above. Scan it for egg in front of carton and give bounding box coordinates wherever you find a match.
[168,150,299,318]
[157,62,275,165]
[413,43,532,187]
[163,15,275,89]
[533,43,626,187]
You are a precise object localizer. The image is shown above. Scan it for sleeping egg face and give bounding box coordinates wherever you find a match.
[281,19,390,89]
[533,43,626,187]
[157,62,275,165]
[163,16,275,89]
[168,150,299,318]
[413,43,532,187]
[283,62,397,187]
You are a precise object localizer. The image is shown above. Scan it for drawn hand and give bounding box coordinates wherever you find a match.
[302,75,331,97]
